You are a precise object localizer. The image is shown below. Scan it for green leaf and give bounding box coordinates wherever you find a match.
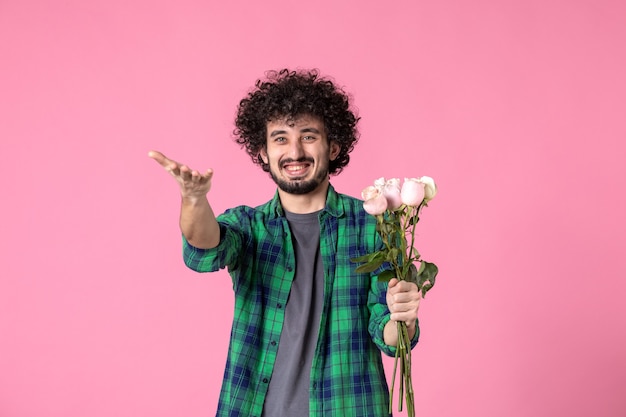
[377,269,396,282]
[404,263,418,284]
[408,247,420,261]
[406,205,421,225]
[350,253,376,263]
[417,261,438,297]
[382,222,396,234]
[386,248,400,263]
[353,251,386,273]
[350,249,389,264]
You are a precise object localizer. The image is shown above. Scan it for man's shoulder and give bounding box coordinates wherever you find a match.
[328,188,376,226]
[335,191,362,204]
[331,188,365,212]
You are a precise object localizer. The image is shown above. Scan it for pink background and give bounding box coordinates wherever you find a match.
[1,1,625,416]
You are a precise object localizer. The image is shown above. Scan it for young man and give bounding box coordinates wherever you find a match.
[149,69,423,417]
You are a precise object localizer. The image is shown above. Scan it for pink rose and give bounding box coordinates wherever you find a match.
[400,178,426,206]
[362,185,388,215]
[361,185,380,201]
[382,178,402,210]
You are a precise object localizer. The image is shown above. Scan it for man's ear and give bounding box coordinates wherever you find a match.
[259,147,268,164]
[329,141,341,161]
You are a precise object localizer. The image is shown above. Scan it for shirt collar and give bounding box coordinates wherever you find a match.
[268,183,344,219]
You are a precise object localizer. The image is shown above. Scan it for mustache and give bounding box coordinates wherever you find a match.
[280,157,314,168]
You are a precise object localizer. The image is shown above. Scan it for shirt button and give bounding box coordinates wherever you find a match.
[286,265,293,272]
[263,378,269,383]
[277,303,282,309]
[313,382,317,389]
[271,341,277,346]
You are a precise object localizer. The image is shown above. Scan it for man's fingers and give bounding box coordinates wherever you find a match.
[387,279,422,324]
[149,150,214,195]
[387,280,421,307]
[390,291,420,304]
[147,150,162,160]
[179,165,192,181]
[388,280,417,295]
[149,151,190,180]
[178,166,212,182]
[149,150,183,174]
[148,150,168,165]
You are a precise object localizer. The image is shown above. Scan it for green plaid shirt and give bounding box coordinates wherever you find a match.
[183,184,419,417]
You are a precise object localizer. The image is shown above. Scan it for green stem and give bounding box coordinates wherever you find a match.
[379,209,418,417]
[389,338,399,414]
[407,204,420,265]
[403,322,415,417]
[399,208,408,276]
[397,321,404,412]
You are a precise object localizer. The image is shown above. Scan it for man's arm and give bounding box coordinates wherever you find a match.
[148,150,220,249]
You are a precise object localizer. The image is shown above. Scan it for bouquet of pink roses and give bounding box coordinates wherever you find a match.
[352,176,438,417]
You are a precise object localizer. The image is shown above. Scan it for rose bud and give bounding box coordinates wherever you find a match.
[418,176,437,203]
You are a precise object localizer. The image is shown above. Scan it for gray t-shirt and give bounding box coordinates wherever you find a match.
[262,210,324,417]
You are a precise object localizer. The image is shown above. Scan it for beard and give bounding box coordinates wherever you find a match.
[269,157,329,195]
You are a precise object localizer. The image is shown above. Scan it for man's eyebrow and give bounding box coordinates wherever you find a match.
[269,129,288,137]
[300,127,321,134]
[269,127,322,137]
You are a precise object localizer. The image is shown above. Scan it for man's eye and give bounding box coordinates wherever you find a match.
[303,136,315,141]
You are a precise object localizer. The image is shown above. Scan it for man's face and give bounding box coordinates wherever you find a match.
[260,115,340,195]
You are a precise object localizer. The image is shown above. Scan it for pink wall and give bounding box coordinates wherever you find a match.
[1,1,625,416]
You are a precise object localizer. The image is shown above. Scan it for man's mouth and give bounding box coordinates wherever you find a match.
[281,159,313,177]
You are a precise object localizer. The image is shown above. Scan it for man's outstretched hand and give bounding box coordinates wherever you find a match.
[148,150,213,200]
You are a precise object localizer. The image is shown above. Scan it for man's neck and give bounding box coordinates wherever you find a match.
[277,181,330,214]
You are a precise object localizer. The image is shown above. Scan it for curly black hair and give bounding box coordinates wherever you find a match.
[234,68,360,175]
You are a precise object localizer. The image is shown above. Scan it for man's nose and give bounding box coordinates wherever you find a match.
[288,140,304,159]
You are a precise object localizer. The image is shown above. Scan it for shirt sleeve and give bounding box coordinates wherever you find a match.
[182,208,249,273]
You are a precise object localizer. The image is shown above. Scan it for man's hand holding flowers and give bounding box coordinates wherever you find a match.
[353,176,438,417]
[383,278,423,345]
